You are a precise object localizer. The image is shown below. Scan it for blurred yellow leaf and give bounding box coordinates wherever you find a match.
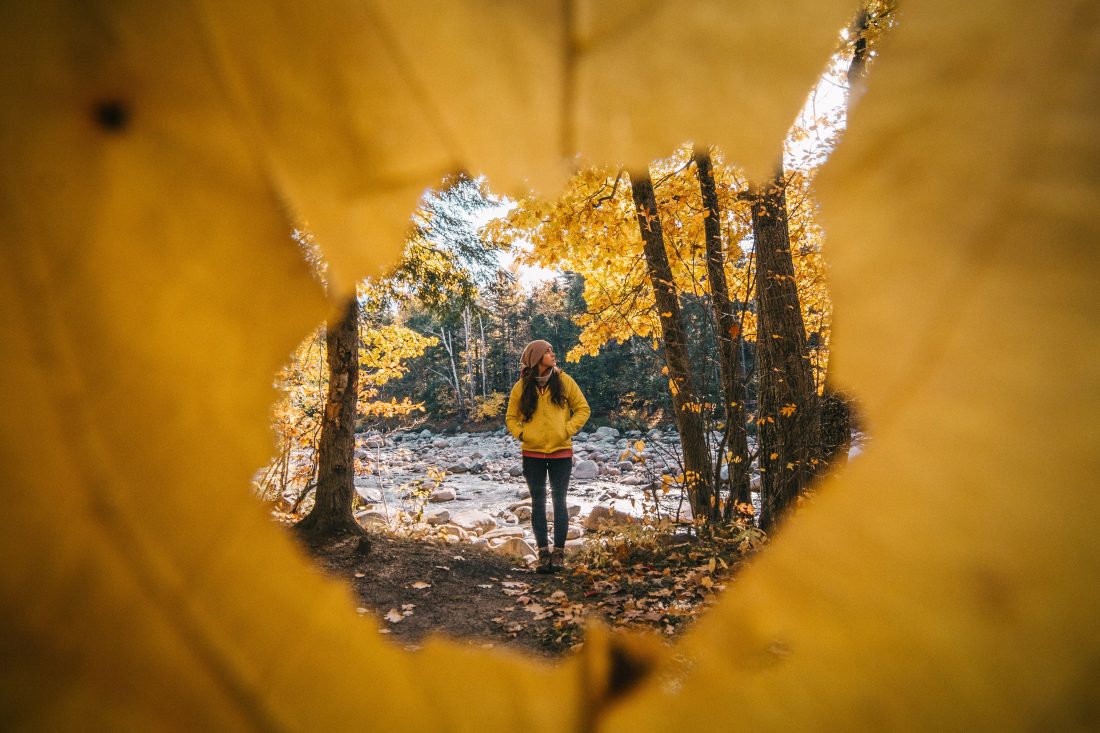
[3,0,1097,731]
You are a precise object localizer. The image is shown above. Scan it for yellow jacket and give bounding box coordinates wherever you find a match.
[505,372,590,454]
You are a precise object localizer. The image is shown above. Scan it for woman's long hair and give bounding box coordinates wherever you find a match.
[518,367,566,421]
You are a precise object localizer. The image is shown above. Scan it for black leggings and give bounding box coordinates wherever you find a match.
[522,456,571,549]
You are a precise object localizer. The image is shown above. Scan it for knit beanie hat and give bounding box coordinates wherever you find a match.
[520,340,554,372]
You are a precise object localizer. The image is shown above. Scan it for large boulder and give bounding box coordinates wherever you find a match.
[594,426,620,440]
[508,465,524,477]
[450,510,497,535]
[573,459,599,479]
[419,429,433,439]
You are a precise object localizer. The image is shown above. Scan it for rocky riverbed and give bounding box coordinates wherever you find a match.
[275,425,804,567]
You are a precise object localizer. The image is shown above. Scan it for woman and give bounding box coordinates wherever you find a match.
[505,340,590,574]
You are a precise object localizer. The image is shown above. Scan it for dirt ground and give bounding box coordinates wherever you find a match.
[303,523,759,658]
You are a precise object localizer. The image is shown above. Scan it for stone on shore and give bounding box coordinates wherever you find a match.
[573,459,599,479]
[450,510,497,535]
[428,487,456,502]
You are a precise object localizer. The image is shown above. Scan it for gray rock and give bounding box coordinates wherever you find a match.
[508,465,524,477]
[447,463,470,474]
[437,523,469,540]
[583,503,634,531]
[573,459,600,479]
[616,461,634,471]
[432,438,449,449]
[513,505,533,521]
[563,538,586,556]
[491,536,537,560]
[468,462,485,473]
[364,435,385,449]
[594,426,620,439]
[451,510,497,535]
[621,475,648,486]
[354,509,389,529]
[423,507,450,526]
[428,487,456,502]
[482,526,526,541]
[419,429,433,438]
[354,484,382,503]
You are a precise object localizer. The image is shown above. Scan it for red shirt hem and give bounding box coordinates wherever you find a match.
[522,449,574,459]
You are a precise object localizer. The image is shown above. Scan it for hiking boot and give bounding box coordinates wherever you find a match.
[535,547,552,574]
[550,548,565,573]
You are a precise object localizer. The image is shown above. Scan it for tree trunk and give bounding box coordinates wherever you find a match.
[630,169,716,522]
[752,164,823,533]
[462,307,476,410]
[294,298,367,542]
[814,4,877,477]
[478,312,489,398]
[440,327,466,418]
[694,148,751,514]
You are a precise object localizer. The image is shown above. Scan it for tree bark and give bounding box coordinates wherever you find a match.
[478,312,489,398]
[694,148,751,514]
[294,298,367,542]
[462,307,476,409]
[752,164,823,533]
[439,327,466,418]
[630,169,716,522]
[814,3,879,477]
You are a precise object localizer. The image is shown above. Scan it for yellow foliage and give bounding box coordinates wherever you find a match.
[3,1,1098,732]
[473,391,508,421]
